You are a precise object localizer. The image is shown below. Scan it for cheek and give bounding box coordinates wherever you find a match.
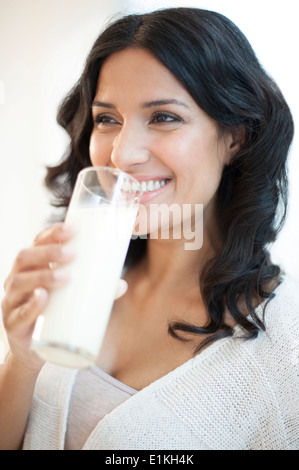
[89,132,112,167]
[160,127,215,170]
[169,132,225,202]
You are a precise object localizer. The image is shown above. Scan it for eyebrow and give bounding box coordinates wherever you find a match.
[92,99,189,109]
[92,101,115,108]
[141,99,189,109]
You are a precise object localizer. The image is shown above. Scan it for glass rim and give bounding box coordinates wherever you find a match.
[79,166,142,191]
[76,166,143,203]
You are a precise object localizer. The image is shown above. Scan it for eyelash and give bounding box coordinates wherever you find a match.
[93,112,182,126]
[150,112,182,124]
[94,114,118,125]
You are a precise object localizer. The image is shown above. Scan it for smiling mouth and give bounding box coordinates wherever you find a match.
[123,178,171,193]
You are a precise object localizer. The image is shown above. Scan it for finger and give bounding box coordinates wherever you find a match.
[115,279,128,299]
[33,222,77,247]
[3,223,76,291]
[3,268,69,312]
[4,287,48,335]
[12,243,76,273]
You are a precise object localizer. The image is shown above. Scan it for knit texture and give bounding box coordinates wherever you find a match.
[23,274,299,450]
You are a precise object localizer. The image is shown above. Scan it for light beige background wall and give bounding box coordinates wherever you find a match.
[0,0,125,358]
[1,0,298,359]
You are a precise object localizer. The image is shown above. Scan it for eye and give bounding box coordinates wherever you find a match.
[93,114,120,127]
[150,112,182,125]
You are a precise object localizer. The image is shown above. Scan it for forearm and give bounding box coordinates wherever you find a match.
[0,352,40,450]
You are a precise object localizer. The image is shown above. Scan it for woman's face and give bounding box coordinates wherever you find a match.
[90,48,236,236]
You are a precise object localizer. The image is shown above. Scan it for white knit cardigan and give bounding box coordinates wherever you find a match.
[23,274,299,450]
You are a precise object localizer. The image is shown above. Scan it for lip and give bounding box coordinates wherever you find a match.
[132,175,173,183]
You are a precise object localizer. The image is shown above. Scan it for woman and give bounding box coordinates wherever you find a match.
[0,7,298,450]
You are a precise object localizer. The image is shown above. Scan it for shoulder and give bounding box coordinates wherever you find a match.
[243,273,299,381]
[273,272,299,304]
[23,364,77,449]
[152,275,299,449]
[262,273,299,341]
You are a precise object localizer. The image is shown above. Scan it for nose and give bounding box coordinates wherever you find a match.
[111,122,150,171]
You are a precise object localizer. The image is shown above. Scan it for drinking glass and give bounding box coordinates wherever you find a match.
[30,166,142,368]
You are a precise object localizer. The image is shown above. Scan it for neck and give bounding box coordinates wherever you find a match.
[139,201,221,295]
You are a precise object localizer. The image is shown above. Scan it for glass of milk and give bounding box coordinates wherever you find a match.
[30,166,142,368]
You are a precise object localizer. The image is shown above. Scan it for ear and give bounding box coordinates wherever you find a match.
[229,125,246,157]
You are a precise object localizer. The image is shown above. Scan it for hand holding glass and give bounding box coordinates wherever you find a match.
[30,167,142,368]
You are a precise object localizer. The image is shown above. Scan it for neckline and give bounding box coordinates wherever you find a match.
[92,275,286,394]
[89,365,137,394]
[82,275,288,449]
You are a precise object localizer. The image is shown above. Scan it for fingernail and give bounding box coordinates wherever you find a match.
[34,287,48,300]
[53,268,69,281]
[60,244,77,258]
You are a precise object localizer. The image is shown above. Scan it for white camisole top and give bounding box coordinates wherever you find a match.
[64,366,137,450]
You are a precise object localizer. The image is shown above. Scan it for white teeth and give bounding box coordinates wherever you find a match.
[131,182,140,191]
[123,181,131,192]
[141,179,170,193]
[123,179,170,193]
[147,181,155,191]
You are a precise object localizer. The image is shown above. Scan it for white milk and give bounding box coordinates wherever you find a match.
[31,204,137,368]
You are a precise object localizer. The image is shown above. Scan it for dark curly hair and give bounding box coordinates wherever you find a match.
[45,8,294,352]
